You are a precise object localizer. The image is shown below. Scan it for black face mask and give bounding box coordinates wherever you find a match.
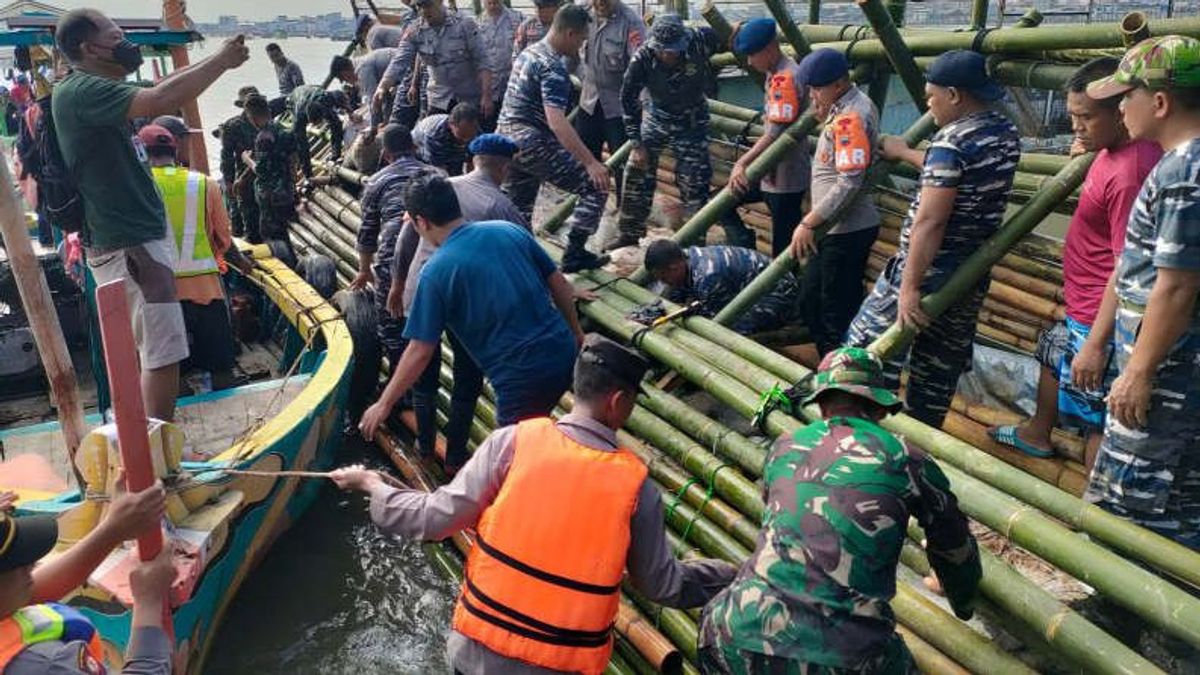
[105,39,144,74]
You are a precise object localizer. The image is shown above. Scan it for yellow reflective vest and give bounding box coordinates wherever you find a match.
[153,166,218,278]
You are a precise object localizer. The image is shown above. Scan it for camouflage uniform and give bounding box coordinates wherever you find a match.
[287,84,345,178]
[618,19,719,240]
[250,120,300,241]
[218,112,260,241]
[357,154,432,366]
[844,110,1020,428]
[497,39,607,246]
[666,246,800,336]
[699,348,981,674]
[512,16,550,55]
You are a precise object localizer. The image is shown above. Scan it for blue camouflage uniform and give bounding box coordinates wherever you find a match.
[844,110,1020,427]
[1086,137,1200,549]
[666,245,800,335]
[412,113,468,176]
[618,23,719,240]
[357,154,432,367]
[497,39,607,244]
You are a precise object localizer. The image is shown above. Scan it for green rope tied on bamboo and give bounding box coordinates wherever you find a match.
[674,464,736,546]
[751,384,792,432]
[664,478,701,522]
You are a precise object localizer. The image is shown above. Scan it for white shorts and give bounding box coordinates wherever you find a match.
[86,238,189,370]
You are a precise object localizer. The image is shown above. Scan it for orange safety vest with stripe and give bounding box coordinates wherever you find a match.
[0,604,106,672]
[766,69,801,124]
[451,418,649,674]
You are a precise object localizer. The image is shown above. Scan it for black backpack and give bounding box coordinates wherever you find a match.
[34,96,86,233]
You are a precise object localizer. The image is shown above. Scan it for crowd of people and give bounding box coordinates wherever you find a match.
[2,1,1200,673]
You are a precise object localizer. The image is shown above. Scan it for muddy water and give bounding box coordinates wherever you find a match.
[206,439,456,674]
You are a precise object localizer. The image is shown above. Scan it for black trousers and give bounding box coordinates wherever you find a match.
[800,225,880,355]
[719,187,806,257]
[573,106,627,203]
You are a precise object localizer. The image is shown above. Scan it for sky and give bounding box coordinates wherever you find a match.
[54,0,355,23]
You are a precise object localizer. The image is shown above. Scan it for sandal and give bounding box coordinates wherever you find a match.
[988,425,1055,459]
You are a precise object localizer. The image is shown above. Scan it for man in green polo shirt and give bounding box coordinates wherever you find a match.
[52,9,248,421]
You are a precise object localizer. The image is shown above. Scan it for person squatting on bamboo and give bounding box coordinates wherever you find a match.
[218,86,262,241]
[411,102,481,176]
[330,48,398,129]
[612,14,721,251]
[358,173,586,440]
[52,9,249,422]
[391,134,525,474]
[844,50,1020,428]
[0,485,173,674]
[240,94,300,242]
[724,18,811,257]
[138,124,253,393]
[287,83,348,178]
[788,49,883,357]
[478,0,523,132]
[1083,36,1200,550]
[394,0,495,120]
[496,4,612,274]
[349,123,433,371]
[575,0,645,206]
[699,347,981,674]
[644,239,801,336]
[990,57,1162,467]
[333,335,738,675]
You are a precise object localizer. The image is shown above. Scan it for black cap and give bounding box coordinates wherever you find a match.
[578,334,648,389]
[0,513,57,573]
[243,93,270,114]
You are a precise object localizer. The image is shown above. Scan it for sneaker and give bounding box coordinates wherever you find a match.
[561,247,611,273]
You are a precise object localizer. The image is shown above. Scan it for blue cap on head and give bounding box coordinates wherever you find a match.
[926,50,1005,102]
[468,133,519,157]
[356,14,373,33]
[733,18,776,56]
[797,48,850,87]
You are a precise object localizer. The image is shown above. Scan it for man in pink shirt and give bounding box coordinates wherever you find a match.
[991,58,1162,468]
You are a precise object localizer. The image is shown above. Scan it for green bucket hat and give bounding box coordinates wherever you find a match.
[1088,35,1200,100]
[801,346,902,413]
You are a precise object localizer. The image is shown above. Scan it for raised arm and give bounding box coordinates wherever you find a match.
[128,36,248,120]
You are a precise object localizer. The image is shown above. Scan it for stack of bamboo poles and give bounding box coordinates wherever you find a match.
[283,155,1200,673]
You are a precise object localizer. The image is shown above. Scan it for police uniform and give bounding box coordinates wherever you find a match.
[699,348,980,675]
[512,14,551,56]
[250,120,300,241]
[618,18,718,243]
[478,5,523,131]
[286,84,344,178]
[395,9,492,116]
[666,245,800,336]
[218,112,259,240]
[844,109,1020,428]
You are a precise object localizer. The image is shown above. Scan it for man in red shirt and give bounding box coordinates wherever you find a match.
[991,58,1162,467]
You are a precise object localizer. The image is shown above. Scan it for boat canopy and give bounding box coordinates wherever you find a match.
[0,15,201,48]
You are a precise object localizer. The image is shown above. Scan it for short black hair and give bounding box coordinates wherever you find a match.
[448,101,480,126]
[573,338,649,401]
[381,123,414,155]
[1066,57,1121,109]
[55,9,101,62]
[643,239,685,272]
[552,4,590,33]
[330,55,353,80]
[266,42,282,52]
[1168,86,1200,113]
[403,173,462,226]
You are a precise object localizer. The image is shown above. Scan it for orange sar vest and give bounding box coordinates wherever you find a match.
[452,418,649,674]
[0,604,106,672]
[766,69,801,124]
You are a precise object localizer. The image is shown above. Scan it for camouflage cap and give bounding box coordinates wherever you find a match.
[801,347,902,412]
[1088,35,1200,99]
[649,14,688,53]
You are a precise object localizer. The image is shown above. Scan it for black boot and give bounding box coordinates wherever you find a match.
[561,236,610,273]
[603,233,642,253]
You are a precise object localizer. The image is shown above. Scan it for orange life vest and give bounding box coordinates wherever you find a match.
[0,604,106,673]
[451,418,649,674]
[832,112,871,172]
[766,69,801,124]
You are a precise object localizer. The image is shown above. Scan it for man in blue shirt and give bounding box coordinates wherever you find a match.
[358,173,586,440]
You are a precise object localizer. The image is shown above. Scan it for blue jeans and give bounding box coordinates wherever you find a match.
[413,332,483,468]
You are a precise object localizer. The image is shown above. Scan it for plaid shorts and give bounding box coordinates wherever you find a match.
[1034,317,1114,433]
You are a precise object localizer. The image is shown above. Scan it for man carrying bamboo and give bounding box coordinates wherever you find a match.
[1083,36,1200,549]
[843,50,1020,428]
[989,58,1162,467]
[698,347,980,674]
[334,334,736,674]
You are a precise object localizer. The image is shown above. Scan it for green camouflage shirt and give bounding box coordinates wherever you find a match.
[700,416,980,668]
[218,113,257,182]
[251,120,298,200]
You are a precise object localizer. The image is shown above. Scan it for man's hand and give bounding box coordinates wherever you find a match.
[728,161,749,196]
[629,145,648,170]
[215,35,251,71]
[128,542,176,605]
[790,223,817,261]
[330,463,386,492]
[586,160,610,192]
[1107,367,1152,429]
[0,490,16,513]
[898,286,929,331]
[350,268,374,291]
[386,283,405,318]
[879,135,909,162]
[1070,339,1108,392]
[349,110,364,125]
[233,253,254,276]
[363,125,380,144]
[407,83,419,105]
[572,286,598,303]
[1070,137,1088,157]
[358,400,394,441]
[98,478,166,545]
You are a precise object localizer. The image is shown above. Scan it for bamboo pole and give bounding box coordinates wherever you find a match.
[0,156,88,489]
[855,0,928,112]
[970,0,989,29]
[761,0,813,58]
[162,0,210,174]
[637,383,767,477]
[808,0,820,24]
[700,1,762,86]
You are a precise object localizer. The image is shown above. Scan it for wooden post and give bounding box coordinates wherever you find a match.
[162,0,211,175]
[0,154,88,490]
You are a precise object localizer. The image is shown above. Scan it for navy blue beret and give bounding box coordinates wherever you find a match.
[468,133,519,157]
[733,18,776,56]
[797,48,849,87]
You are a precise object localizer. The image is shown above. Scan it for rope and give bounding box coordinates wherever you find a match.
[971,28,996,53]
